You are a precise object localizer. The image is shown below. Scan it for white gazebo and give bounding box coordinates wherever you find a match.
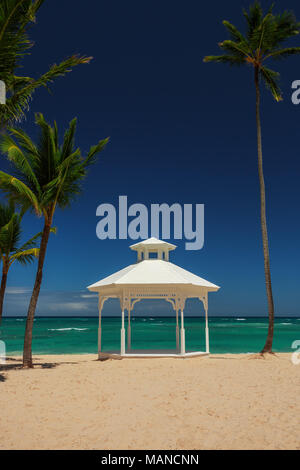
[87,238,220,359]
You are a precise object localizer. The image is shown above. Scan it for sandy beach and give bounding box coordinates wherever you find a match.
[0,353,299,450]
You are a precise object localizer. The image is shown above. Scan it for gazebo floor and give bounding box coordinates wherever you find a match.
[98,350,208,360]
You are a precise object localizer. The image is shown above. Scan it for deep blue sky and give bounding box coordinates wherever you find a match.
[2,0,300,317]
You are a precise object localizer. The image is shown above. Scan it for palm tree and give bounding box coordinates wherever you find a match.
[204,1,300,353]
[0,113,108,367]
[0,0,91,128]
[0,202,56,324]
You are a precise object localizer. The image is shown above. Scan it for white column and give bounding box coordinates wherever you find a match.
[121,309,126,355]
[127,306,131,350]
[176,308,179,352]
[98,296,102,359]
[205,300,209,354]
[180,308,185,355]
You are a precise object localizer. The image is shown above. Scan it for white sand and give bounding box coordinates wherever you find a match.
[0,353,299,450]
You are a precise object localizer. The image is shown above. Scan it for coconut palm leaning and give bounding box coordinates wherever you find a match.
[0,0,91,128]
[204,1,300,353]
[0,202,56,325]
[0,113,109,367]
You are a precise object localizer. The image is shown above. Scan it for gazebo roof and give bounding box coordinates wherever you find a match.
[88,238,219,292]
[88,260,219,290]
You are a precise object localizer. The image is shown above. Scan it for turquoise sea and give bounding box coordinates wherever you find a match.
[1,316,300,355]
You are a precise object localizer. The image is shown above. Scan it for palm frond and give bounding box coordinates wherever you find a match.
[0,170,40,214]
[273,10,300,44]
[260,66,282,101]
[0,132,41,192]
[0,201,14,228]
[53,120,58,152]
[1,114,108,214]
[8,126,38,155]
[82,138,110,168]
[243,1,264,40]
[60,117,77,162]
[203,54,245,66]
[0,212,21,255]
[57,149,81,172]
[1,55,92,127]
[0,0,92,128]
[34,112,57,184]
[10,247,39,265]
[265,46,300,60]
[16,226,56,252]
[222,21,248,44]
[0,0,40,86]
[250,12,276,53]
[218,39,252,60]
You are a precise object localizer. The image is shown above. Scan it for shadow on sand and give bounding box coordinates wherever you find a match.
[0,356,79,373]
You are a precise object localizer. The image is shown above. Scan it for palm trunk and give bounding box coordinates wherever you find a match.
[23,217,52,368]
[0,265,8,326]
[255,67,275,353]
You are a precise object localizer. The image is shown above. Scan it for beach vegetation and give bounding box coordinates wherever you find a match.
[0,0,91,128]
[204,1,300,353]
[0,113,108,366]
[0,201,56,324]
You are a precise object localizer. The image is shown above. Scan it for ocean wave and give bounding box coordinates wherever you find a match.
[236,318,246,321]
[279,322,292,325]
[48,328,89,331]
[212,324,231,327]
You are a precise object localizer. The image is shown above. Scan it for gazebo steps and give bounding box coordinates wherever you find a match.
[98,350,209,360]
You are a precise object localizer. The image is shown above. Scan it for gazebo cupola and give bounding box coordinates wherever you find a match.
[130,237,177,262]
